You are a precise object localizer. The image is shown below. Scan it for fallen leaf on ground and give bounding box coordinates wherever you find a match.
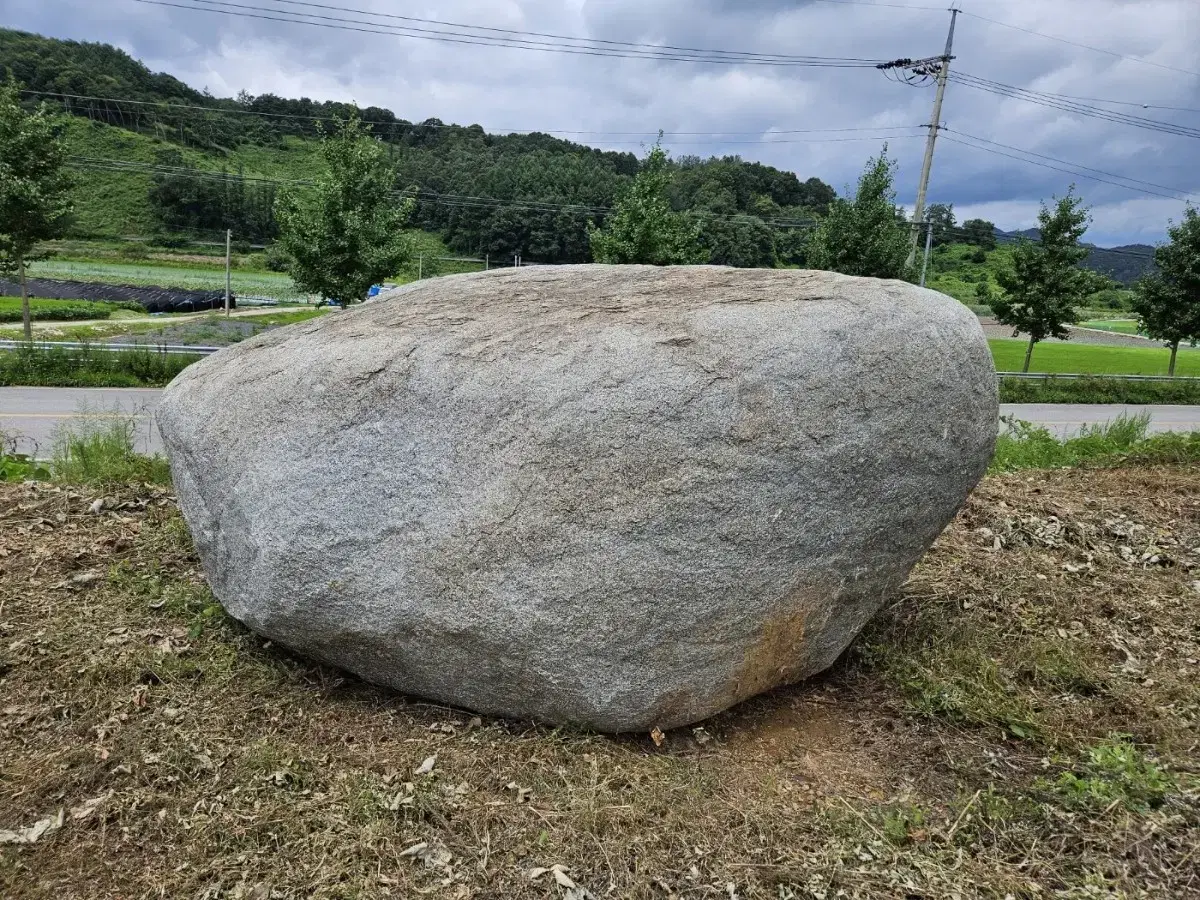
[552,865,577,888]
[0,809,64,844]
[70,793,112,821]
[414,754,437,776]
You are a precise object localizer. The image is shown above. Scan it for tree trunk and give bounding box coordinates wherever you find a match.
[1169,340,1179,377]
[1022,336,1036,374]
[19,255,32,343]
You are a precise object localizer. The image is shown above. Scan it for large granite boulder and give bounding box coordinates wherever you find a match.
[156,265,997,732]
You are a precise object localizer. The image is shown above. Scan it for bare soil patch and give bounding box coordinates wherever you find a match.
[1,468,1197,898]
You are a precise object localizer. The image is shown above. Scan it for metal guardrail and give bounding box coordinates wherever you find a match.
[0,342,1196,382]
[0,340,219,356]
[996,372,1200,383]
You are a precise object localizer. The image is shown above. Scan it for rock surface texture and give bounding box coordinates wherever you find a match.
[156,265,997,732]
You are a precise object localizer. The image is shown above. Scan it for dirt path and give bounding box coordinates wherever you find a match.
[0,306,316,335]
[980,317,1165,348]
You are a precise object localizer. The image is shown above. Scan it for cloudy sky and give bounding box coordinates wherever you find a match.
[4,0,1199,245]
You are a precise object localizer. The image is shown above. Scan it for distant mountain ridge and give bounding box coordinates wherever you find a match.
[996,228,1156,286]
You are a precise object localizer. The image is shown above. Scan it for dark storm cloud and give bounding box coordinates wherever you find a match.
[4,0,1198,244]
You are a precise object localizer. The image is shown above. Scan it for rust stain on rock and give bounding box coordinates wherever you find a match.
[732,604,812,703]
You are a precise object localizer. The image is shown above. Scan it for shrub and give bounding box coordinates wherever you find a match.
[0,343,199,387]
[999,375,1200,405]
[264,243,291,272]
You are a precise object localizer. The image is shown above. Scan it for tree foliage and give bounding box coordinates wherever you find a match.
[588,142,704,265]
[805,148,913,280]
[274,117,414,306]
[926,202,956,247]
[148,150,277,241]
[1131,206,1200,375]
[0,79,73,339]
[961,218,997,250]
[993,189,1093,372]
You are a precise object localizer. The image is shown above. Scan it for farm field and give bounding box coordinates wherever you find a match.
[989,337,1198,376]
[1079,319,1141,335]
[27,259,306,301]
[0,297,143,323]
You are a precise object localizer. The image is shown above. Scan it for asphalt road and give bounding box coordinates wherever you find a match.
[1000,403,1200,438]
[0,387,163,456]
[4,388,1200,457]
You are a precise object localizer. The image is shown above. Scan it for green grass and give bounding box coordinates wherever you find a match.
[27,258,306,301]
[991,413,1200,472]
[50,413,172,486]
[999,375,1200,405]
[58,118,323,238]
[1079,319,1141,335]
[990,337,1199,376]
[0,343,200,387]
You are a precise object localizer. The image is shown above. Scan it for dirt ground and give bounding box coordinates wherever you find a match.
[1,467,1198,899]
[979,317,1164,349]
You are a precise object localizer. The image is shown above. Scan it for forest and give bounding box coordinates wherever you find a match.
[0,28,835,267]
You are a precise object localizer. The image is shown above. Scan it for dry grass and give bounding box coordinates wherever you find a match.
[1,468,1198,899]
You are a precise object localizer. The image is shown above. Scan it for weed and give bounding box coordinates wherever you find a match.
[1000,374,1200,404]
[879,803,929,845]
[50,411,172,486]
[990,413,1200,472]
[1042,737,1176,813]
[0,430,50,482]
[0,342,199,387]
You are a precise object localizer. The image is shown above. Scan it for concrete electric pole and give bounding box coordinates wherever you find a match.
[879,7,959,268]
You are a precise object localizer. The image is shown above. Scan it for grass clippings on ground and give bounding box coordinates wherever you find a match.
[1,466,1198,898]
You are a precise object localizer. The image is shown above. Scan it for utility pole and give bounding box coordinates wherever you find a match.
[888,7,960,267]
[919,221,934,287]
[224,228,232,318]
[418,255,423,279]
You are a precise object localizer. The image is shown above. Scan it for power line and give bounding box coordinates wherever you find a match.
[251,0,882,61]
[956,10,1200,80]
[63,155,824,227]
[26,90,924,143]
[133,0,885,67]
[1033,93,1200,115]
[934,224,1157,261]
[939,134,1195,203]
[950,72,1200,140]
[944,130,1199,201]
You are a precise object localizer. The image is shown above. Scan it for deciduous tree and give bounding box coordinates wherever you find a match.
[275,117,413,306]
[993,189,1092,373]
[1131,206,1200,376]
[805,148,913,281]
[0,80,73,341]
[962,218,997,251]
[588,140,704,265]
[926,202,956,247]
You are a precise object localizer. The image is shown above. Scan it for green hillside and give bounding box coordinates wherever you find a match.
[2,27,834,267]
[57,117,323,237]
[926,242,1134,312]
